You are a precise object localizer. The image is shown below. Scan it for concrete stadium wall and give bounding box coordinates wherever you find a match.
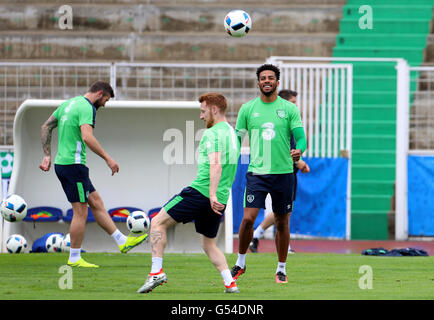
[0,33,336,62]
[0,1,343,62]
[0,3,342,33]
[1,99,232,253]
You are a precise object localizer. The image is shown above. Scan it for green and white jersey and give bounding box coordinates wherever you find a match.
[235,96,303,174]
[190,121,240,204]
[52,96,96,165]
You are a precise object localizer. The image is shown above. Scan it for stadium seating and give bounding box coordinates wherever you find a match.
[0,0,343,62]
[23,206,63,222]
[109,206,143,222]
[333,0,433,240]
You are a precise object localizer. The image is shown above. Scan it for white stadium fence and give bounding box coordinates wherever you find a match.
[409,66,434,154]
[268,56,411,241]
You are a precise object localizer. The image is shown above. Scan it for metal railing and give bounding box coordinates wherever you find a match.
[1,60,356,150]
[409,66,434,154]
[0,62,262,146]
[278,62,353,159]
[113,62,260,118]
[0,62,112,146]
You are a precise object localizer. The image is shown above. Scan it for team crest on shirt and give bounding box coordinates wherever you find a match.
[247,195,255,203]
[276,109,286,119]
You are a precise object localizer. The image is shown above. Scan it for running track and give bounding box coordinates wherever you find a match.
[233,239,434,255]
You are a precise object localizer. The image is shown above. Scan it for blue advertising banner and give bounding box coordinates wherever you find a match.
[231,156,348,238]
[290,157,348,238]
[408,155,434,236]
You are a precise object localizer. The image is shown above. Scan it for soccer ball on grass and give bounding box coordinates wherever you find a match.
[46,233,63,253]
[6,234,28,253]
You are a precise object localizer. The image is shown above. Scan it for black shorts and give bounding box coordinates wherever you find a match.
[55,164,96,203]
[163,187,225,238]
[244,172,295,214]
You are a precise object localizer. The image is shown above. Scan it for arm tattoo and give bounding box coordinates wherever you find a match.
[41,115,58,157]
[150,230,163,256]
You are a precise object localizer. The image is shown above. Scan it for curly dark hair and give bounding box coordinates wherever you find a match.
[256,64,280,81]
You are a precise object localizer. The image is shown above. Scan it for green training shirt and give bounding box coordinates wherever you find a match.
[190,121,240,204]
[235,96,303,174]
[52,96,96,165]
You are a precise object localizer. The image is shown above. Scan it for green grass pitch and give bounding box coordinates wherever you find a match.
[0,252,433,300]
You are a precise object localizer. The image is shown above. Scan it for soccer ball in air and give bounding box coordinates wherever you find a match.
[224,10,252,38]
[6,234,28,253]
[46,234,63,253]
[61,233,71,252]
[126,211,150,235]
[0,194,28,222]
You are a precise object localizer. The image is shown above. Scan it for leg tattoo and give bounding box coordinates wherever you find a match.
[150,230,163,256]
